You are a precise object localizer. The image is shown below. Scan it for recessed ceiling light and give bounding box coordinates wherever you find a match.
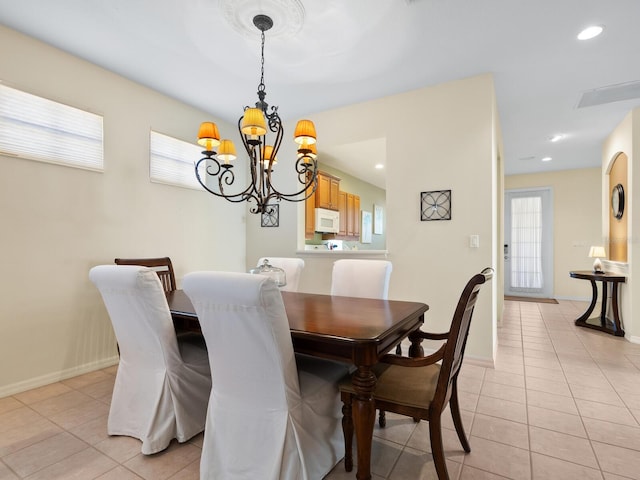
[541,156,552,162]
[374,164,384,169]
[550,134,565,142]
[577,25,603,40]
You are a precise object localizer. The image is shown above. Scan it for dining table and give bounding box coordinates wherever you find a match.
[168,289,429,480]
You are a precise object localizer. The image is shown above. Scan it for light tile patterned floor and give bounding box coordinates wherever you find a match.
[2,300,640,479]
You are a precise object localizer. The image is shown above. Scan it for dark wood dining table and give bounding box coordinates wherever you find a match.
[168,289,429,480]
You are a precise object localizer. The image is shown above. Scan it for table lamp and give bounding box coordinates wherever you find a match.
[588,246,606,273]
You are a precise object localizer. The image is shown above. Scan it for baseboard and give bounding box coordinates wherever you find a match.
[554,296,591,302]
[627,335,640,345]
[418,346,495,369]
[0,356,119,398]
[464,354,495,369]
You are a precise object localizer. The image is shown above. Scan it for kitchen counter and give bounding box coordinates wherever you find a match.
[297,249,388,258]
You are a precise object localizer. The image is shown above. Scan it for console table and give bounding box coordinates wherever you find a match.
[569,270,625,337]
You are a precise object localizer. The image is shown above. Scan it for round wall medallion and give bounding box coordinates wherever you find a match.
[611,183,624,219]
[219,0,305,39]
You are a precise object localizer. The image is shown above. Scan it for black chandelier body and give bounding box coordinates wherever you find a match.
[194,14,318,215]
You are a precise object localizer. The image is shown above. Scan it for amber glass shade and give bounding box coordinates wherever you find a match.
[197,122,221,150]
[294,119,317,145]
[241,108,267,136]
[217,139,237,164]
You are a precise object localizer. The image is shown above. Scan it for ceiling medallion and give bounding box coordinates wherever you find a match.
[219,0,305,39]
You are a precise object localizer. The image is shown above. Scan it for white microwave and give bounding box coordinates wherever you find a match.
[315,208,340,233]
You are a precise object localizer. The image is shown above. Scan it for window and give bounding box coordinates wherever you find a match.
[0,83,103,171]
[149,131,204,190]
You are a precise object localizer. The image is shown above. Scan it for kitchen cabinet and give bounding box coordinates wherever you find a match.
[316,171,340,211]
[305,171,360,239]
[305,186,316,238]
[338,191,347,236]
[346,193,361,237]
[353,194,360,237]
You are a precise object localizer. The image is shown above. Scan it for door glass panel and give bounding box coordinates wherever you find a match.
[510,196,543,291]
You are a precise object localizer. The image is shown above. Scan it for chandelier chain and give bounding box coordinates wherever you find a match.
[258,30,266,95]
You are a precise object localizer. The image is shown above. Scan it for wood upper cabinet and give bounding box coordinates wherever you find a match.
[353,194,360,237]
[305,177,317,238]
[305,171,362,239]
[346,193,361,237]
[337,191,347,236]
[316,172,340,211]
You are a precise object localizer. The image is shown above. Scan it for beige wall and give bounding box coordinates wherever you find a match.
[603,109,639,342]
[247,74,500,365]
[0,26,247,395]
[505,168,602,300]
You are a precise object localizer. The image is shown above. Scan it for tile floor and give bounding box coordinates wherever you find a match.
[2,300,640,479]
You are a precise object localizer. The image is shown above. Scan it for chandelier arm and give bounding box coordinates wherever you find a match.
[279,159,319,199]
[263,114,284,192]
[195,155,262,206]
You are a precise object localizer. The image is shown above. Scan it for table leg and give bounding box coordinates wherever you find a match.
[575,279,598,325]
[611,282,625,337]
[599,281,608,327]
[352,365,376,480]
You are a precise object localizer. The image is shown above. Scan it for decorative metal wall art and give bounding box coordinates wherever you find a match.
[421,190,452,221]
[261,204,279,227]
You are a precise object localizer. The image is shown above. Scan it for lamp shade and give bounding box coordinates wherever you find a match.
[241,108,267,136]
[197,122,221,150]
[217,139,237,164]
[262,145,277,169]
[297,140,317,159]
[294,119,317,145]
[588,245,606,273]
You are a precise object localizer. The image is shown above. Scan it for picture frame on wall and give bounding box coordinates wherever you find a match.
[361,210,372,243]
[373,204,383,234]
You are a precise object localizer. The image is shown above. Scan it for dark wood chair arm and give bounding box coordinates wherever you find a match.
[380,343,446,367]
[415,330,449,341]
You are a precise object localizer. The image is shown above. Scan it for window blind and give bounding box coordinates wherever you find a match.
[149,131,204,190]
[0,84,103,171]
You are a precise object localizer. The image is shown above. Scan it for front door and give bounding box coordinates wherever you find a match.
[504,188,553,298]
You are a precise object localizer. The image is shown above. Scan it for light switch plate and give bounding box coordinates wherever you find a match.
[470,235,480,248]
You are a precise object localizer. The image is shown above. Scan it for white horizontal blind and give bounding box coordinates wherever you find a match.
[150,131,204,190]
[0,84,103,170]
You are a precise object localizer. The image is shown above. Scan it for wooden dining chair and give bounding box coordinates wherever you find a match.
[114,257,176,294]
[339,267,493,480]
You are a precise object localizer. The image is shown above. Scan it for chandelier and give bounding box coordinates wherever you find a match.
[194,14,318,215]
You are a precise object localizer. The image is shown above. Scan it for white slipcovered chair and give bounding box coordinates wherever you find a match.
[257,257,305,292]
[330,259,393,299]
[89,265,211,455]
[183,271,349,480]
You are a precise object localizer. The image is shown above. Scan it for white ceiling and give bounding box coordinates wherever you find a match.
[1,0,639,190]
